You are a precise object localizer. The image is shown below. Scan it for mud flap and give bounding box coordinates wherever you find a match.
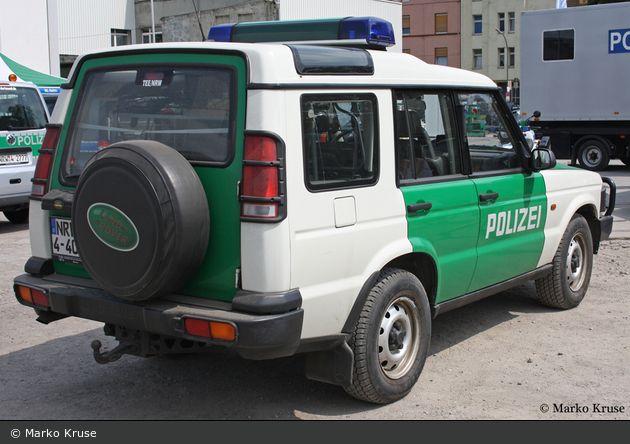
[304,341,354,388]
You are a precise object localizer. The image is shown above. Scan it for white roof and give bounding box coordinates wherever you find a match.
[70,42,497,89]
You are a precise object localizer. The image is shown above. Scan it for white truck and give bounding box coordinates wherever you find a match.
[520,2,630,171]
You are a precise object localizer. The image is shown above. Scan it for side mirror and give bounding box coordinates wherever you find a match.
[533,110,541,118]
[532,147,556,170]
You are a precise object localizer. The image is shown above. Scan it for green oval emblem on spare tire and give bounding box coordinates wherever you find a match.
[87,203,139,251]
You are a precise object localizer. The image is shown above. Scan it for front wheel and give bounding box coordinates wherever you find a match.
[345,268,431,404]
[535,214,593,309]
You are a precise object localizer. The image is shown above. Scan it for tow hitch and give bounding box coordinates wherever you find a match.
[91,340,139,364]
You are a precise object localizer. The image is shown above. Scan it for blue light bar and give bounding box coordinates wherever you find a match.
[207,16,395,48]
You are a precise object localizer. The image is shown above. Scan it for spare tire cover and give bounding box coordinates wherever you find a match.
[72,140,210,301]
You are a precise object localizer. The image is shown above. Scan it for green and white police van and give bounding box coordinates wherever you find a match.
[1,78,48,223]
[14,18,615,404]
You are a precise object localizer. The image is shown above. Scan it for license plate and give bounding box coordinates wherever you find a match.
[50,217,81,264]
[0,153,29,165]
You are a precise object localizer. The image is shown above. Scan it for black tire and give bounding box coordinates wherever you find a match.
[345,268,431,404]
[577,140,609,171]
[3,207,28,224]
[619,157,630,166]
[535,214,593,309]
[72,140,210,301]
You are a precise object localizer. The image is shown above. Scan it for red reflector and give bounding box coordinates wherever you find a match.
[242,165,278,197]
[185,319,211,338]
[31,290,48,307]
[244,135,277,161]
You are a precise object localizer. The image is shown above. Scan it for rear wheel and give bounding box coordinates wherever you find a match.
[3,207,28,224]
[577,140,609,171]
[535,214,593,309]
[345,268,431,404]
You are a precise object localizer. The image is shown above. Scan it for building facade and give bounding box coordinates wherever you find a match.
[136,0,403,51]
[460,0,556,104]
[0,0,60,77]
[401,0,461,68]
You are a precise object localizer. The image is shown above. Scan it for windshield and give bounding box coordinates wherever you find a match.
[63,66,236,178]
[0,86,48,131]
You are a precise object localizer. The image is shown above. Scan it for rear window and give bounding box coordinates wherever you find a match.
[63,65,237,179]
[0,86,48,131]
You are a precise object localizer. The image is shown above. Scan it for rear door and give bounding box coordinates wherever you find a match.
[395,90,479,303]
[47,51,247,302]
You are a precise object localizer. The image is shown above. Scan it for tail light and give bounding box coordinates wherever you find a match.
[31,124,61,199]
[15,285,50,308]
[240,133,285,221]
[184,318,236,342]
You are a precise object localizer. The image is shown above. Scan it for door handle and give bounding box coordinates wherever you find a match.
[407,202,432,213]
[479,192,499,202]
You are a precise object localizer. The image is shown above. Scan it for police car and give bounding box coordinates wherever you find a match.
[13,17,615,404]
[0,77,49,223]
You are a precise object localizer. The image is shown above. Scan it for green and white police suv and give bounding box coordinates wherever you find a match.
[14,18,616,404]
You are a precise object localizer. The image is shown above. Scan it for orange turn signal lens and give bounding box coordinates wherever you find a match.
[8,73,17,82]
[210,322,236,341]
[18,286,33,303]
[185,318,235,342]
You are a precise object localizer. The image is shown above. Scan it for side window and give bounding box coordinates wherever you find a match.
[302,94,378,191]
[458,92,522,173]
[396,91,462,182]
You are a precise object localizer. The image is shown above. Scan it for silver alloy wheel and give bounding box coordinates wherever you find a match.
[566,232,587,292]
[378,296,420,379]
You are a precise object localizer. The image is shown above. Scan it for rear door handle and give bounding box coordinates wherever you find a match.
[407,202,432,213]
[479,192,499,202]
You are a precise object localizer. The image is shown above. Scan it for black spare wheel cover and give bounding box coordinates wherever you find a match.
[72,140,210,301]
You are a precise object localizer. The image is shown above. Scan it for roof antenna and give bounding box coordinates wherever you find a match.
[191,0,205,41]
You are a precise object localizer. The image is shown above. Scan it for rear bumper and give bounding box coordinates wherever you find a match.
[14,272,303,360]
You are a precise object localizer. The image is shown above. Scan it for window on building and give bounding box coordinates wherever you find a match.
[473,15,482,35]
[508,47,515,68]
[435,48,448,66]
[508,12,515,33]
[543,29,574,61]
[238,13,254,23]
[473,49,482,69]
[216,15,231,25]
[498,13,505,33]
[142,28,163,44]
[498,48,505,68]
[403,15,410,36]
[111,29,131,47]
[435,13,448,34]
